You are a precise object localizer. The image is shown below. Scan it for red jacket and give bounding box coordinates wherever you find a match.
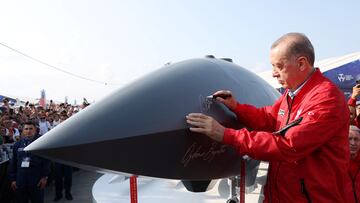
[348,97,360,128]
[223,69,350,202]
[346,153,360,203]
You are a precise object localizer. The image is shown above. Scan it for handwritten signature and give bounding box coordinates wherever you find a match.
[181,142,226,167]
[199,94,213,113]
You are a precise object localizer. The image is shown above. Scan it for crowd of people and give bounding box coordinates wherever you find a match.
[0,98,89,203]
[0,99,86,144]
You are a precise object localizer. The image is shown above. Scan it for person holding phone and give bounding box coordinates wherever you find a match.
[349,82,360,128]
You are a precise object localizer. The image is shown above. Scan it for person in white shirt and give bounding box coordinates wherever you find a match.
[52,113,61,128]
[38,114,50,135]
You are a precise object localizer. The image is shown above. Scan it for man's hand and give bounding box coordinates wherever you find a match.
[11,181,17,191]
[212,90,237,111]
[351,84,360,99]
[37,177,47,189]
[186,113,225,142]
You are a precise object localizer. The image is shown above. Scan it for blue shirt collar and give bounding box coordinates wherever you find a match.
[288,68,316,99]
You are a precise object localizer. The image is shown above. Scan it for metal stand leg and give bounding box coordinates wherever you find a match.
[227,157,246,203]
[227,176,239,203]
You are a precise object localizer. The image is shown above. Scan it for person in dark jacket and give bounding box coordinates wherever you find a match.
[187,33,350,202]
[8,122,51,203]
[53,113,73,201]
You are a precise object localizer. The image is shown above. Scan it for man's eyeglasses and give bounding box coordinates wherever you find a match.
[24,128,34,130]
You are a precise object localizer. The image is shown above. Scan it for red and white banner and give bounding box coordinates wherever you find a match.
[39,89,46,108]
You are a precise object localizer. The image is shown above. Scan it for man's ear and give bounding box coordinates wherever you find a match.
[297,56,308,71]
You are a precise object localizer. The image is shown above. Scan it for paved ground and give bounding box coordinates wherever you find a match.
[44,170,102,203]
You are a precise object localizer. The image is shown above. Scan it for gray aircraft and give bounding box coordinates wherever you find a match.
[25,56,279,194]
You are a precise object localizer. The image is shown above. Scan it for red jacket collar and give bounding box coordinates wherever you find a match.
[283,68,323,100]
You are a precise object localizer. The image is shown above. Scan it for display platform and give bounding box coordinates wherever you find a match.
[92,162,268,203]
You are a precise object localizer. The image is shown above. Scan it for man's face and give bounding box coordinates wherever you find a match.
[60,115,67,122]
[270,44,301,91]
[349,129,360,158]
[39,115,46,122]
[22,124,36,137]
[3,120,12,128]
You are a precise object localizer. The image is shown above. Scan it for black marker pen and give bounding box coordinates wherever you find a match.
[206,94,231,99]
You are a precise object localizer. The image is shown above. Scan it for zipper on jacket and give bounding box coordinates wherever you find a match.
[269,95,295,203]
[300,179,312,203]
[285,96,295,125]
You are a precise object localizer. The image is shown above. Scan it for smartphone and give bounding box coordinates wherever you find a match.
[356,80,360,88]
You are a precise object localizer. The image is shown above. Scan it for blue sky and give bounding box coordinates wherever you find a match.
[1,0,359,102]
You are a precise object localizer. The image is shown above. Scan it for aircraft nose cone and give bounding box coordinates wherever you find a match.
[25,57,279,180]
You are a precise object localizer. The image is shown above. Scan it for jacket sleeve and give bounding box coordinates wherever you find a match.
[348,98,360,128]
[348,97,357,107]
[8,142,18,182]
[223,92,349,162]
[231,94,283,132]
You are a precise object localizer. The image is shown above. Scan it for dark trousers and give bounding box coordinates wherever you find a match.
[54,163,72,196]
[16,186,44,203]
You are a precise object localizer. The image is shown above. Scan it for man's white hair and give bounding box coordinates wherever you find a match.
[350,125,360,133]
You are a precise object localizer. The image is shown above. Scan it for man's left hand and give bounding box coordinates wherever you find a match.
[186,113,225,142]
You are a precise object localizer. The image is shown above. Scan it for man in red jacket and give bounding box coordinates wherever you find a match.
[346,125,360,203]
[187,33,350,202]
[349,83,360,128]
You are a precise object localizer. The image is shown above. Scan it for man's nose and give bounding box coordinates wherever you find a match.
[272,70,279,78]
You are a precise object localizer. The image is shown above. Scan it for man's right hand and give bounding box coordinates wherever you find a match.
[11,181,17,191]
[351,84,360,99]
[212,90,237,111]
